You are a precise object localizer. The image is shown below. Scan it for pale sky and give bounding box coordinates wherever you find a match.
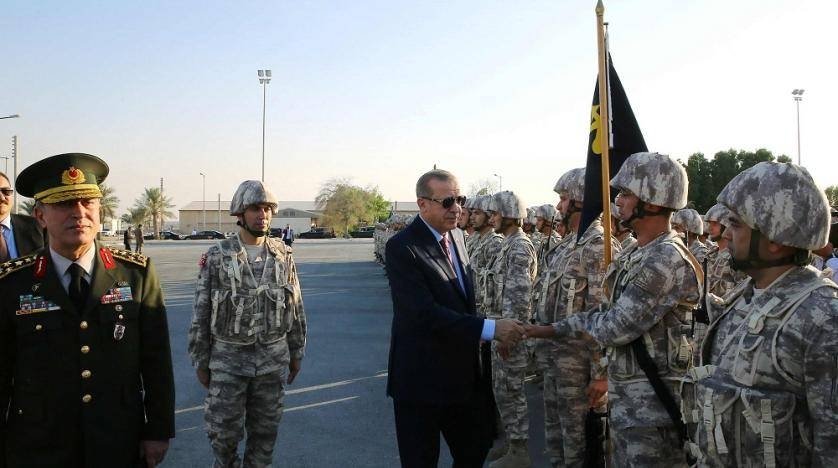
[2,0,835,218]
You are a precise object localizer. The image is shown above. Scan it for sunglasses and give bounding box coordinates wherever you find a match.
[421,195,467,209]
[0,188,13,197]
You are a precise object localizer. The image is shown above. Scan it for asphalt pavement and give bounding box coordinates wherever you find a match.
[132,238,546,467]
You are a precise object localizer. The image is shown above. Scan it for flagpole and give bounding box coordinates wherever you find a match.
[595,0,613,266]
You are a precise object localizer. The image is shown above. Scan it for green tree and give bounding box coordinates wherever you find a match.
[316,178,391,236]
[825,186,838,207]
[680,147,793,214]
[131,187,174,238]
[121,207,148,227]
[98,183,120,222]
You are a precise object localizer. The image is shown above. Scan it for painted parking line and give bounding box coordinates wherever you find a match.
[176,396,359,432]
[175,372,387,415]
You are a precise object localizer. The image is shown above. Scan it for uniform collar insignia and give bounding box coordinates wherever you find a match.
[100,247,116,270]
[34,255,47,279]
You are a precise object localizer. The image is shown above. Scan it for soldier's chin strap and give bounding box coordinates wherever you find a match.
[728,229,810,271]
[236,220,269,239]
[619,201,670,229]
[561,200,583,226]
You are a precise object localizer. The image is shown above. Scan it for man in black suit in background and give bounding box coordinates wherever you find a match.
[0,171,44,262]
[385,169,525,467]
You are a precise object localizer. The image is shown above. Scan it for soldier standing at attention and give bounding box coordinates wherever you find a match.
[188,180,307,468]
[531,168,611,467]
[527,152,701,467]
[672,208,709,264]
[487,190,537,468]
[0,153,175,467]
[685,162,838,466]
[534,204,561,268]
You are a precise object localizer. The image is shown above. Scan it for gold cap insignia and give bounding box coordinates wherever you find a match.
[61,166,86,185]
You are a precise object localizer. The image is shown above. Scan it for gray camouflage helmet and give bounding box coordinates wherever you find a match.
[705,203,728,223]
[553,167,586,201]
[493,190,527,219]
[536,204,557,220]
[525,207,538,225]
[473,194,493,212]
[230,180,279,216]
[717,162,830,249]
[672,208,703,235]
[463,196,476,209]
[610,152,688,209]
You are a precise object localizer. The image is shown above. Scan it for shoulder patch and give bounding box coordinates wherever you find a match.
[0,254,38,279]
[110,248,149,267]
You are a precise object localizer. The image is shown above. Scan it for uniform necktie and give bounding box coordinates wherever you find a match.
[68,263,89,311]
[0,225,9,263]
[440,235,456,276]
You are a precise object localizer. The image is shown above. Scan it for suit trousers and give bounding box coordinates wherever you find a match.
[393,395,492,468]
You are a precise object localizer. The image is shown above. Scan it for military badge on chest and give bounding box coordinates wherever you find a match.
[101,281,133,341]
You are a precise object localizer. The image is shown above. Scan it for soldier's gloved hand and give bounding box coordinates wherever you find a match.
[196,368,211,389]
[287,358,302,385]
[586,378,608,408]
[139,439,169,467]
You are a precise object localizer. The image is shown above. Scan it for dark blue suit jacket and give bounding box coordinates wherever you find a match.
[385,217,484,405]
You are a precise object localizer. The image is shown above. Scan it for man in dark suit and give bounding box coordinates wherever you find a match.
[0,172,45,262]
[386,169,525,467]
[0,153,175,468]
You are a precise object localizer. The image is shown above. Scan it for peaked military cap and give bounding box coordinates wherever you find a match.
[16,153,108,203]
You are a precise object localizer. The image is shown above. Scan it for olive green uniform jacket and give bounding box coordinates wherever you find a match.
[0,242,175,468]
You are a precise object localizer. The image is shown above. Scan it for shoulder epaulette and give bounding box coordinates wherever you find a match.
[0,254,38,279]
[110,248,149,267]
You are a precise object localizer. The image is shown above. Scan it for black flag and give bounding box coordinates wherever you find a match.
[578,56,647,240]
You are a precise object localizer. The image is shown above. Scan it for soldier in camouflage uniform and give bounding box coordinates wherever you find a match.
[683,162,838,467]
[673,208,709,264]
[486,191,537,468]
[525,207,543,255]
[530,168,614,467]
[527,153,701,467]
[470,195,505,319]
[704,204,747,306]
[188,180,307,468]
[464,197,480,258]
[534,204,561,268]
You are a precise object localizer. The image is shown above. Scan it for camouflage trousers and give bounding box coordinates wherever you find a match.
[534,340,561,465]
[491,341,529,441]
[205,369,286,468]
[610,425,686,468]
[552,339,598,468]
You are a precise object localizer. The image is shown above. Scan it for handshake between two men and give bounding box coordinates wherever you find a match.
[492,318,526,347]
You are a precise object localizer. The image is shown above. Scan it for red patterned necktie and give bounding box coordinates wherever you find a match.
[440,235,456,276]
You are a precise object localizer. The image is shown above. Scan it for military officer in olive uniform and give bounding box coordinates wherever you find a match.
[0,153,175,468]
[188,180,307,468]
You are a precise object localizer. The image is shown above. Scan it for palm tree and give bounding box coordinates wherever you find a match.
[135,187,174,239]
[122,206,148,227]
[98,183,120,222]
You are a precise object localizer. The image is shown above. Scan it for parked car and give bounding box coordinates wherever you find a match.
[349,226,375,238]
[269,227,285,238]
[298,227,336,239]
[185,230,226,240]
[143,231,184,240]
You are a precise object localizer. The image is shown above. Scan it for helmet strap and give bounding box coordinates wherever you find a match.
[236,219,269,239]
[620,201,669,228]
[728,229,810,270]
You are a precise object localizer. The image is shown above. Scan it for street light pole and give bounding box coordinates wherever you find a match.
[199,172,206,231]
[258,69,272,182]
[792,89,804,165]
[0,114,20,120]
[493,173,502,192]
